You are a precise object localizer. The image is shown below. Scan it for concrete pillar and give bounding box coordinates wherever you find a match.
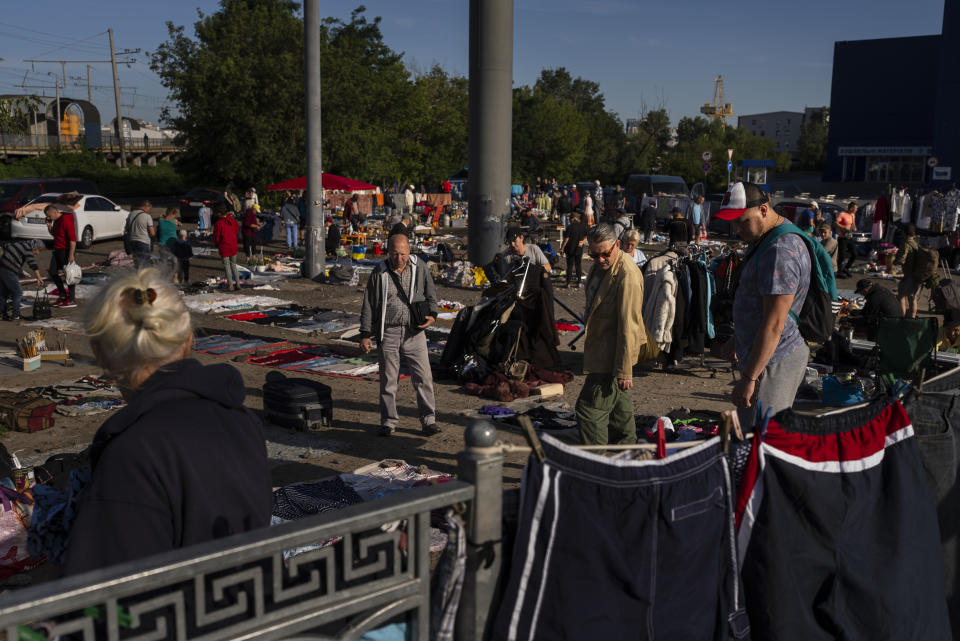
[467,0,513,267]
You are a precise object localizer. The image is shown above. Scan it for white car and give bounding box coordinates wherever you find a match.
[10,193,132,249]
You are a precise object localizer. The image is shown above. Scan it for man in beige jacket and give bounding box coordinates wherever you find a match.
[577,223,645,446]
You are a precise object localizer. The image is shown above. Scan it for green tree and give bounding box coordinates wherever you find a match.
[512,87,588,183]
[150,0,306,186]
[797,107,829,170]
[318,7,416,185]
[403,66,468,188]
[662,117,778,192]
[518,68,625,184]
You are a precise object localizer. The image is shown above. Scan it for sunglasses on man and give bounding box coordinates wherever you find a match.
[589,244,617,260]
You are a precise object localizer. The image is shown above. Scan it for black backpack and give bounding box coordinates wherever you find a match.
[739,222,837,344]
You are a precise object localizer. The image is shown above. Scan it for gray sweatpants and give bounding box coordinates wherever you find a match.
[379,325,437,429]
[737,342,810,429]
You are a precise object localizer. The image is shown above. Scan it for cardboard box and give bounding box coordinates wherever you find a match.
[532,383,564,397]
[40,350,70,361]
[21,356,40,372]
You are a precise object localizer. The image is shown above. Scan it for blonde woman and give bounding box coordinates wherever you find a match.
[621,230,648,269]
[64,268,271,574]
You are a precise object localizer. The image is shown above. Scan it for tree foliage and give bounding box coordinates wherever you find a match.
[797,107,829,170]
[149,4,797,192]
[662,116,780,192]
[150,0,305,187]
[0,96,43,135]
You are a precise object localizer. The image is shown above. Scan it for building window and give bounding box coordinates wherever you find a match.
[784,143,790,149]
[752,119,756,125]
[760,130,765,136]
[787,119,791,125]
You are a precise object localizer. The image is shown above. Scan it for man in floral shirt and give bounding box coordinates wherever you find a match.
[714,182,811,428]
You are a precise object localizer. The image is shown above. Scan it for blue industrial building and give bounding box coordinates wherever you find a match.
[825,0,958,185]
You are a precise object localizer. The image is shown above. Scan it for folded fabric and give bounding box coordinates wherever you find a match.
[479,404,516,417]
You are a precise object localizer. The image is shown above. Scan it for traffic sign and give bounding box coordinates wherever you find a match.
[928,156,939,168]
[727,160,733,172]
[702,151,712,161]
[727,148,734,160]
[702,162,712,173]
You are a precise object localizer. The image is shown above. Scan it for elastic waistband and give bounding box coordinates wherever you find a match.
[539,434,723,486]
[772,396,898,435]
[763,401,913,469]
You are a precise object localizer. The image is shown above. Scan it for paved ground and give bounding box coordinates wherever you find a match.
[0,227,886,489]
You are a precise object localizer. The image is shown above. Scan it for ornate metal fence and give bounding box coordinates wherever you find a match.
[0,481,475,641]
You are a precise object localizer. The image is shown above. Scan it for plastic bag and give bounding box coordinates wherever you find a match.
[64,261,82,285]
[0,485,42,580]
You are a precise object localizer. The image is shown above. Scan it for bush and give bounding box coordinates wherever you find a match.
[0,151,192,197]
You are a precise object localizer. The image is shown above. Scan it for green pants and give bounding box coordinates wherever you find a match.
[575,373,636,446]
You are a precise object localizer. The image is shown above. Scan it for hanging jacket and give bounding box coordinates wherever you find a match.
[642,258,678,352]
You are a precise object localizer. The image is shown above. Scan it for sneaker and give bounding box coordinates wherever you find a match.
[421,423,442,436]
[379,425,396,437]
[59,300,78,308]
[10,315,20,321]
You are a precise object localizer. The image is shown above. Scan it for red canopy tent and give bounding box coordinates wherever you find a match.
[266,173,377,192]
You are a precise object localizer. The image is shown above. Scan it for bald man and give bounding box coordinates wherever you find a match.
[359,234,440,436]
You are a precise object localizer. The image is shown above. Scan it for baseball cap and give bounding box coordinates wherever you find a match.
[855,279,872,294]
[809,201,818,209]
[713,182,770,221]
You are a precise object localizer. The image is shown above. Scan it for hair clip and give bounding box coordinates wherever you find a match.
[124,287,157,305]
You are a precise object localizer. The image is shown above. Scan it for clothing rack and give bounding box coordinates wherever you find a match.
[513,412,748,461]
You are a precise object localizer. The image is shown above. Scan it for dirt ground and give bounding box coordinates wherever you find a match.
[0,226,879,489]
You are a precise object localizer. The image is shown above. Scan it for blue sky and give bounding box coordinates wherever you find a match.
[0,0,946,128]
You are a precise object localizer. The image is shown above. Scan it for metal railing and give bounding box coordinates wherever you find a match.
[0,422,507,641]
[0,133,183,154]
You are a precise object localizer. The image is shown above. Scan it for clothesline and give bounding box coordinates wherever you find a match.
[498,434,754,454]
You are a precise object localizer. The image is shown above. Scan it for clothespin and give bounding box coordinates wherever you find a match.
[720,410,743,453]
[517,415,546,463]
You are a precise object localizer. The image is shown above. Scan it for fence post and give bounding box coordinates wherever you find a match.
[456,419,503,641]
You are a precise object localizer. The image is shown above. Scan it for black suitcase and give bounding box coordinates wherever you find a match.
[262,374,333,429]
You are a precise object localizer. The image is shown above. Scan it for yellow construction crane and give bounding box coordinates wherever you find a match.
[700,75,734,126]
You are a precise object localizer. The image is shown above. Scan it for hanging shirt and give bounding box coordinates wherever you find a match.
[691,203,702,226]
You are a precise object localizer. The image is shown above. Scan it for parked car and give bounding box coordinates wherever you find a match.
[772,199,844,227]
[178,187,223,222]
[0,178,99,215]
[9,193,131,248]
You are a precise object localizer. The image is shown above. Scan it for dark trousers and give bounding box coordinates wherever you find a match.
[49,249,75,302]
[739,398,950,640]
[0,268,22,318]
[493,435,748,640]
[903,371,960,638]
[243,236,256,259]
[837,236,857,273]
[178,258,190,283]
[565,249,583,286]
[129,240,151,269]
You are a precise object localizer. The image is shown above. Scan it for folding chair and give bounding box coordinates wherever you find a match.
[876,316,939,383]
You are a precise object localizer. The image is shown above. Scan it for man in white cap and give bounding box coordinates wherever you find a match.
[713,181,811,428]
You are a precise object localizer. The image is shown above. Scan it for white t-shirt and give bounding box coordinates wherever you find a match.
[198,205,212,230]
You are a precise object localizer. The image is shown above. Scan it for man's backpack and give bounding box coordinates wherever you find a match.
[741,222,838,344]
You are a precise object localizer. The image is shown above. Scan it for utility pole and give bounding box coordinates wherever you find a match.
[49,73,61,147]
[24,36,137,164]
[86,65,92,102]
[304,0,324,279]
[108,28,126,169]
